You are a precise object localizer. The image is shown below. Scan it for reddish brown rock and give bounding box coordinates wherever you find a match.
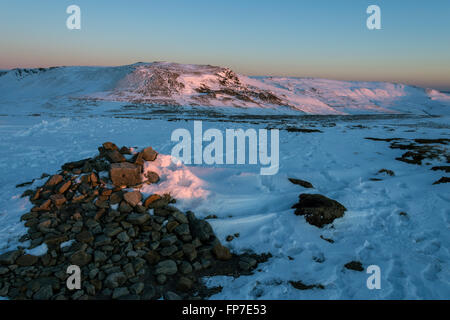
[57,180,71,194]
[119,146,132,154]
[144,171,160,184]
[110,162,142,187]
[45,175,63,187]
[144,194,162,208]
[32,199,51,212]
[105,150,126,163]
[102,142,119,151]
[142,147,158,161]
[123,191,142,207]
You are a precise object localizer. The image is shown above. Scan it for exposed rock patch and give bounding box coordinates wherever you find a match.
[288,178,314,189]
[292,194,346,228]
[344,261,364,272]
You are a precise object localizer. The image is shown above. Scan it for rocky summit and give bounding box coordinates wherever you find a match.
[0,142,268,300]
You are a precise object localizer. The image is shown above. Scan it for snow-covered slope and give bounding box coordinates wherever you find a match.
[1,62,449,115]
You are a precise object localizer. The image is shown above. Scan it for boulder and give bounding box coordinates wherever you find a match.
[292,194,346,228]
[110,162,142,187]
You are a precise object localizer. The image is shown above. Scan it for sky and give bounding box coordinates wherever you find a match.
[1,0,449,90]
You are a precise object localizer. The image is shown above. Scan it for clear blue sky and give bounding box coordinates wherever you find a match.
[1,0,449,90]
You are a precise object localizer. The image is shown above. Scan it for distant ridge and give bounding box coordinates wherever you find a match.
[0,62,449,115]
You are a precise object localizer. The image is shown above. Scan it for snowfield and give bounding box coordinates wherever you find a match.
[0,62,449,300]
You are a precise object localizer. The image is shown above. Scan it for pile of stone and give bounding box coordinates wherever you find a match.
[0,142,266,300]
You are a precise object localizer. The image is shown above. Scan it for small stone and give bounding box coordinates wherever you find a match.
[174,223,190,236]
[57,180,72,194]
[160,234,177,247]
[192,262,202,271]
[119,201,133,213]
[94,251,107,263]
[226,235,234,242]
[112,287,130,299]
[105,272,127,289]
[182,244,197,261]
[105,150,126,163]
[38,219,52,230]
[144,194,162,208]
[70,250,92,267]
[16,254,38,266]
[76,230,94,243]
[119,146,132,154]
[172,210,189,224]
[190,219,214,242]
[127,213,150,225]
[103,142,118,150]
[33,284,53,300]
[143,250,160,265]
[130,282,144,295]
[142,147,158,161]
[117,231,130,242]
[166,221,180,233]
[160,245,177,257]
[144,171,160,184]
[123,191,142,207]
[104,227,122,237]
[50,194,66,206]
[164,291,181,300]
[155,260,177,275]
[212,243,232,261]
[156,274,167,285]
[177,276,193,292]
[33,199,51,212]
[45,174,63,187]
[142,286,156,300]
[179,261,193,274]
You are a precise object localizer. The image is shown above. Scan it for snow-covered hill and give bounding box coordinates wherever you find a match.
[1,62,449,115]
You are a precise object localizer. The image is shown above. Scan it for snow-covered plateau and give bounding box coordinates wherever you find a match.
[0,62,449,299]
